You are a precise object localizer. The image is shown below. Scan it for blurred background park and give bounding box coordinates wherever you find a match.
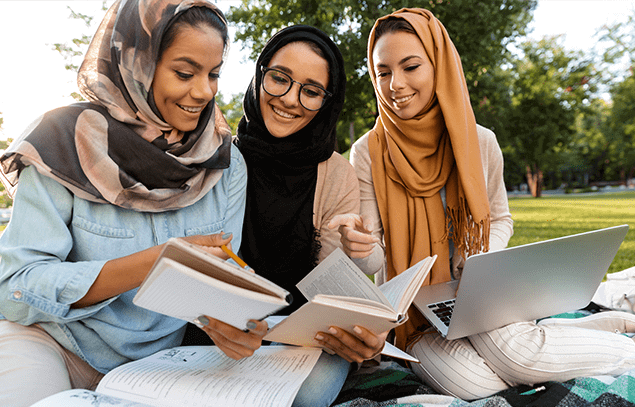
[0,0,633,270]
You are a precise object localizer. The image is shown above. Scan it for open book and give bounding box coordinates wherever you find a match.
[264,248,436,351]
[133,238,291,331]
[31,345,322,407]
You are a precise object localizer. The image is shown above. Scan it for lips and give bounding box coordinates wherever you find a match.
[178,104,204,114]
[392,94,414,104]
[272,105,297,119]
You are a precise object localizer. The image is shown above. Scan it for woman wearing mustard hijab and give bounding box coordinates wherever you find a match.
[330,8,635,401]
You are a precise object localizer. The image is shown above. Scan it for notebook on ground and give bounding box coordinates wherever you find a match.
[413,224,629,340]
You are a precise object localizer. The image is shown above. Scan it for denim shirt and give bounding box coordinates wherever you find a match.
[0,143,247,373]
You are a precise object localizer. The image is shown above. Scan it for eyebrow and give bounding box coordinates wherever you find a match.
[375,55,422,69]
[174,56,223,71]
[269,64,328,89]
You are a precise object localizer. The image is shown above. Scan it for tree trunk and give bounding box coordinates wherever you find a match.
[526,164,544,198]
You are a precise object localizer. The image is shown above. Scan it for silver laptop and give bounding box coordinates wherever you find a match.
[413,224,629,340]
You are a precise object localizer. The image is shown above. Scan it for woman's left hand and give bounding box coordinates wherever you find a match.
[313,325,388,363]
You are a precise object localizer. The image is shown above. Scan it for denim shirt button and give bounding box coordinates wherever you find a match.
[12,290,22,300]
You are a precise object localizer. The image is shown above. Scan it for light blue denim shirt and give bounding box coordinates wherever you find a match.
[0,143,247,373]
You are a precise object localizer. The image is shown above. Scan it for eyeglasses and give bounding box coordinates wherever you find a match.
[260,66,331,111]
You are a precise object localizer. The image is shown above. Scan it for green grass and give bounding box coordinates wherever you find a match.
[508,191,635,275]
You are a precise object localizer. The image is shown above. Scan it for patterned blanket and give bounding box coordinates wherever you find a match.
[332,359,635,407]
[333,297,635,407]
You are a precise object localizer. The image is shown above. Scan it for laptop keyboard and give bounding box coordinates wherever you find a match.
[428,299,455,327]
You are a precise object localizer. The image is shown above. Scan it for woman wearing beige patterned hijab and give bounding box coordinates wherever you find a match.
[0,2,268,405]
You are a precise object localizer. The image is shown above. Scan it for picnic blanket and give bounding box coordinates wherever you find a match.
[333,267,635,407]
[332,359,635,407]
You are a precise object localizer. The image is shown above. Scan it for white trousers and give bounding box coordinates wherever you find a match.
[0,320,104,407]
[407,311,635,401]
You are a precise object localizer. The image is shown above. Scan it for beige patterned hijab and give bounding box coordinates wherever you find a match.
[0,0,232,212]
[367,8,491,349]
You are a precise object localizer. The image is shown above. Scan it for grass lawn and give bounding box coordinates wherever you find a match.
[508,191,635,275]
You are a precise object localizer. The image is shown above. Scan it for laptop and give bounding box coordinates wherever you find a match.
[413,224,629,340]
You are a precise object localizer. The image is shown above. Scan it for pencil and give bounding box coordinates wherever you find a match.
[221,244,250,269]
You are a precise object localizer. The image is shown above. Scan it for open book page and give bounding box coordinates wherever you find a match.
[296,248,391,307]
[133,258,288,330]
[381,342,419,363]
[311,294,396,319]
[30,389,154,407]
[160,239,289,298]
[379,255,436,314]
[93,346,321,407]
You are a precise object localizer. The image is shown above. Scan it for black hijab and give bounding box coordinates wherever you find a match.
[235,25,346,313]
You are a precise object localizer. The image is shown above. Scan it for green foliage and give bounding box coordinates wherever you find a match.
[216,92,245,134]
[607,75,635,181]
[585,13,635,184]
[51,2,109,101]
[501,37,596,193]
[0,138,13,207]
[508,191,635,275]
[226,0,536,151]
[597,13,634,85]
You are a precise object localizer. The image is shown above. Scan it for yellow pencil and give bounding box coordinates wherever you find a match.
[221,244,250,270]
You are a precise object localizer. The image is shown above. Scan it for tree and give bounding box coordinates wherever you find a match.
[52,2,110,101]
[597,13,635,89]
[505,37,596,197]
[607,75,635,183]
[597,12,635,184]
[226,0,536,152]
[0,137,12,207]
[216,91,245,134]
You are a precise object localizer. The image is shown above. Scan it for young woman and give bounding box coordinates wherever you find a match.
[334,7,635,401]
[0,1,267,406]
[234,25,388,407]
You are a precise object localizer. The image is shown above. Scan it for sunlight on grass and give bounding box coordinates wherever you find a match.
[508,191,635,275]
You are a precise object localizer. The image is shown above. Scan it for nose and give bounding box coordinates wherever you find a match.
[278,82,301,107]
[191,76,216,102]
[390,71,405,92]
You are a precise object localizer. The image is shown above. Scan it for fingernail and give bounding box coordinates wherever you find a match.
[246,321,257,330]
[323,348,336,355]
[315,334,324,341]
[353,326,362,335]
[196,316,209,326]
[328,327,337,335]
[222,232,232,239]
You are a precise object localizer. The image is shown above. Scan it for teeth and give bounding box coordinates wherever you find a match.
[179,105,203,113]
[394,94,414,104]
[273,106,295,119]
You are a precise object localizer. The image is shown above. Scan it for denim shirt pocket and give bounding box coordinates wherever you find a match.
[72,216,136,238]
[70,216,136,259]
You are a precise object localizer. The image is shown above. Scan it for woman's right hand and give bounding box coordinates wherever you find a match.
[180,232,235,260]
[195,316,268,360]
[328,214,379,259]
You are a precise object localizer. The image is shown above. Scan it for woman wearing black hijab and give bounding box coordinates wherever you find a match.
[235,25,387,406]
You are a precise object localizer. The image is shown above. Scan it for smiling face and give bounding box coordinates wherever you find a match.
[152,24,224,132]
[259,42,329,139]
[372,31,435,120]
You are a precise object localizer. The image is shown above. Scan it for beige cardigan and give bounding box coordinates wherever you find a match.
[313,152,361,263]
[350,124,514,285]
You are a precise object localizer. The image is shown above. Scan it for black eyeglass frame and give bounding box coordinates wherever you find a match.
[259,66,332,111]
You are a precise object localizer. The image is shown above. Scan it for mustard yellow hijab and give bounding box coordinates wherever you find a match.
[367,8,490,348]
